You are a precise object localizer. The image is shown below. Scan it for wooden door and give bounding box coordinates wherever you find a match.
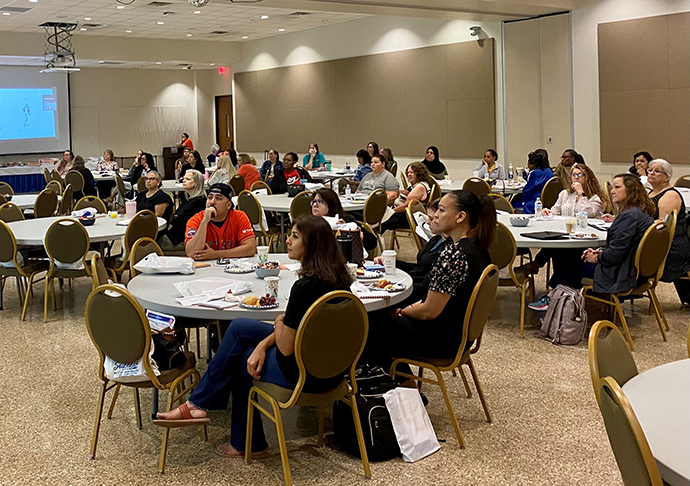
[215,95,234,151]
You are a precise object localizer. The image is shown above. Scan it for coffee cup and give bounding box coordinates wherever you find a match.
[565,218,577,234]
[264,277,279,300]
[257,246,269,263]
[125,201,136,219]
[382,250,397,275]
[346,263,358,281]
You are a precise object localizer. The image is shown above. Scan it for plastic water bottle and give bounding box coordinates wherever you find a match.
[344,183,351,198]
[345,158,351,171]
[577,211,588,231]
[508,164,514,181]
[534,197,542,218]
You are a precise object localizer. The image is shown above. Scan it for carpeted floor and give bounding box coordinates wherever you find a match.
[0,236,687,485]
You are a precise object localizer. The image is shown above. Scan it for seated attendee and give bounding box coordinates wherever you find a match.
[179,150,205,181]
[95,149,119,172]
[141,152,157,175]
[343,149,372,192]
[207,144,220,166]
[185,183,256,260]
[647,159,690,304]
[422,146,448,180]
[157,170,207,252]
[208,154,237,186]
[135,171,171,221]
[515,149,553,214]
[474,149,504,180]
[269,152,312,194]
[367,141,380,158]
[235,154,261,191]
[628,151,653,178]
[124,150,145,183]
[381,147,397,173]
[365,190,495,370]
[260,149,283,182]
[302,143,326,170]
[180,132,194,151]
[381,162,433,233]
[553,149,584,184]
[70,155,97,200]
[581,174,655,294]
[311,188,377,251]
[155,216,352,460]
[55,150,74,176]
[175,147,192,180]
[357,154,400,205]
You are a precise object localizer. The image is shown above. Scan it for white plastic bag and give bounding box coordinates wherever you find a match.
[383,387,440,462]
[104,344,160,383]
[133,253,195,275]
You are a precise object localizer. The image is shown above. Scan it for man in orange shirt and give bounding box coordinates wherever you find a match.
[181,132,194,151]
[185,183,256,260]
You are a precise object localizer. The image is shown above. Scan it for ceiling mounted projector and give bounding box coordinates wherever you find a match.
[188,0,209,7]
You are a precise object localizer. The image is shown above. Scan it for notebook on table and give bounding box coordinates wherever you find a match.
[520,231,569,240]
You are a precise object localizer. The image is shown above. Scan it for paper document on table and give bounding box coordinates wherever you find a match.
[589,221,612,231]
[436,179,452,185]
[282,262,301,272]
[351,282,390,299]
[116,219,131,226]
[174,277,253,306]
[304,182,325,191]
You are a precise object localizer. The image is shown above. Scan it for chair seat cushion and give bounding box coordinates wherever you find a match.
[0,259,49,277]
[581,278,593,287]
[253,379,348,407]
[125,352,197,388]
[49,267,89,279]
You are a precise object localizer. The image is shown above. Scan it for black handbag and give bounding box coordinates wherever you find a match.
[287,184,306,197]
[151,328,187,370]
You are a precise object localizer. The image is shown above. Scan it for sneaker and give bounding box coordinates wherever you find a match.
[528,295,550,311]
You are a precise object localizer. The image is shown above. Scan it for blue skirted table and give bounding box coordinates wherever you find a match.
[0,165,53,193]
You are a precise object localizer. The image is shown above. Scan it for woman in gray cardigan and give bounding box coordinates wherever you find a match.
[581,174,655,294]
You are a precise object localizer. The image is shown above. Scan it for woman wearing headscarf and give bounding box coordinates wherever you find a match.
[422,146,448,180]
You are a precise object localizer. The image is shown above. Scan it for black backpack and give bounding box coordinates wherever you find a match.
[333,365,401,462]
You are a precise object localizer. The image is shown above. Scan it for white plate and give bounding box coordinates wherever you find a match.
[367,281,406,293]
[239,302,279,310]
[570,233,599,240]
[224,262,255,274]
[357,270,384,279]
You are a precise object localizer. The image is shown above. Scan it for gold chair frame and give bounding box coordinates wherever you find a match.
[390,198,426,250]
[237,190,281,251]
[540,176,564,209]
[75,196,108,214]
[587,320,638,406]
[462,177,491,197]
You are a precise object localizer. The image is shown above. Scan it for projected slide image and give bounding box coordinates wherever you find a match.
[0,88,58,141]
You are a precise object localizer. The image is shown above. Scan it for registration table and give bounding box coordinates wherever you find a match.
[127,253,413,321]
[7,215,167,245]
[622,359,690,486]
[497,213,608,249]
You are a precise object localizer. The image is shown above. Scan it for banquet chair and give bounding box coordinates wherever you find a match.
[33,188,59,218]
[90,253,110,290]
[587,320,638,406]
[45,180,62,194]
[359,189,387,257]
[390,265,499,447]
[115,172,128,207]
[674,175,690,189]
[462,177,491,197]
[59,184,73,215]
[0,194,6,206]
[129,237,164,278]
[43,218,91,322]
[489,193,514,214]
[389,162,397,176]
[399,171,408,191]
[104,210,159,282]
[289,190,313,221]
[0,220,49,319]
[238,190,281,252]
[137,177,147,194]
[582,221,671,350]
[75,196,108,214]
[428,180,442,205]
[389,199,425,250]
[0,182,14,195]
[43,167,52,185]
[229,174,245,196]
[405,200,426,251]
[488,222,535,337]
[596,377,664,486]
[540,177,564,209]
[0,202,24,223]
[51,170,63,185]
[246,291,371,486]
[65,170,85,196]
[250,180,272,195]
[85,284,204,473]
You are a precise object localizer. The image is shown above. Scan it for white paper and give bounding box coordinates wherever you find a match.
[173,277,253,306]
[145,309,176,331]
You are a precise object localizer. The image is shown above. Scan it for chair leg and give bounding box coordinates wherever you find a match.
[467,358,492,423]
[195,328,201,358]
[317,407,325,447]
[432,368,465,447]
[90,382,108,459]
[348,394,372,478]
[417,366,424,391]
[612,295,634,351]
[647,290,668,341]
[20,273,36,321]
[15,276,23,303]
[245,388,257,464]
[107,384,121,419]
[545,260,551,293]
[458,366,472,398]
[43,276,50,322]
[158,387,175,474]
[133,388,142,430]
[520,281,528,338]
[51,278,57,311]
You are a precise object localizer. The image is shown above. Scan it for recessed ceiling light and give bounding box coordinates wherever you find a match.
[193,10,201,14]
[156,62,162,64]
[84,17,91,20]
[98,60,104,64]
[116,5,125,9]
[125,30,132,33]
[157,21,164,25]
[242,36,248,39]
[186,33,192,37]
[278,28,285,32]
[260,15,268,19]
[80,27,87,30]
[210,63,215,66]
[2,12,10,16]
[29,0,38,3]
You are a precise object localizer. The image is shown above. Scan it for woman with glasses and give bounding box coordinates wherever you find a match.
[158,170,207,251]
[135,171,171,221]
[310,188,377,251]
[647,159,690,304]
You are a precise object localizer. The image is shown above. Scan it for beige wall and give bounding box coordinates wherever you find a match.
[504,13,572,169]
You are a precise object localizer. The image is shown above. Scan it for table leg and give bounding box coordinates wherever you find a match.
[151,388,159,420]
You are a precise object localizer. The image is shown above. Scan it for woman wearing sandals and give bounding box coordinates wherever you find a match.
[154,216,352,458]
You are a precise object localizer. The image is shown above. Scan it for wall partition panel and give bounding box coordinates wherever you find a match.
[234,38,496,159]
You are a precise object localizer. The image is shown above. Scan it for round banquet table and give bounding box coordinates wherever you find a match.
[439,179,525,195]
[7,194,48,210]
[6,215,167,245]
[127,253,413,321]
[497,213,608,249]
[622,359,690,486]
[161,180,188,193]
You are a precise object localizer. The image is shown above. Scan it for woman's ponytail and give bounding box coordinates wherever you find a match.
[468,195,496,248]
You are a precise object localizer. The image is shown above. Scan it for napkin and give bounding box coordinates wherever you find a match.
[174,278,253,306]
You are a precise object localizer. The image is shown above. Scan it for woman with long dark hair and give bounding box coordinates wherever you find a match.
[179,150,205,181]
[422,145,448,180]
[310,187,378,251]
[155,216,353,458]
[515,149,553,214]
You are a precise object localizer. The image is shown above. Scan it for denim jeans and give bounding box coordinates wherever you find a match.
[188,318,293,452]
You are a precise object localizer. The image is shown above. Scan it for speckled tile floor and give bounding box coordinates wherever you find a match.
[0,236,687,485]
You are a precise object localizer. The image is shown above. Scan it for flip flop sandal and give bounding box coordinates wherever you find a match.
[153,402,210,428]
[215,443,269,459]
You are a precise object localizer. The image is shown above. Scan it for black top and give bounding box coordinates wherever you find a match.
[74,167,96,198]
[651,187,690,282]
[124,164,144,183]
[136,189,171,222]
[276,275,351,392]
[179,161,205,181]
[397,235,451,301]
[269,166,313,194]
[417,238,490,356]
[166,195,206,245]
[594,206,653,294]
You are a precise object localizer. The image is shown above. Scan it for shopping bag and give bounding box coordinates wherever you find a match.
[382,387,440,462]
[133,253,195,275]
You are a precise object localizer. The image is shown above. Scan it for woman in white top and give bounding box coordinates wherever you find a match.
[542,163,607,218]
[382,162,433,232]
[207,154,237,186]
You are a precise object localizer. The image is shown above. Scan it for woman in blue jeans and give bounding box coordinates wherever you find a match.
[155,215,353,458]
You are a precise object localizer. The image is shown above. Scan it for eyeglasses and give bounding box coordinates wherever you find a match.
[647,169,664,175]
[310,199,324,207]
[572,173,585,178]
[145,177,158,181]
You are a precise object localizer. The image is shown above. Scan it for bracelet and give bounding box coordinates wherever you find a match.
[397,308,404,318]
